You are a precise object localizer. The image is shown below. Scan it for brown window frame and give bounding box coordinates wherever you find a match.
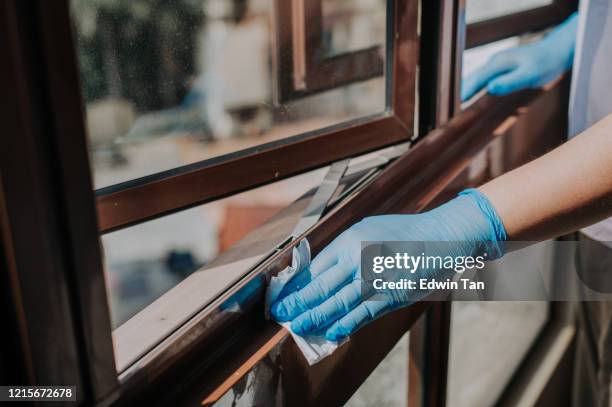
[466,0,578,49]
[0,0,117,402]
[273,0,386,102]
[95,0,417,234]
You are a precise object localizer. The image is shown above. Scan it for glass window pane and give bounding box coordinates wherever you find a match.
[446,242,555,406]
[466,0,554,24]
[447,302,549,406]
[322,0,387,56]
[346,333,409,407]
[71,0,387,188]
[103,167,327,327]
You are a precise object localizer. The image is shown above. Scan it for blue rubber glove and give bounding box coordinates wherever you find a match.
[461,12,578,101]
[269,189,507,341]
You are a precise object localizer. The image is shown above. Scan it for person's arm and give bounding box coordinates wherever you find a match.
[270,114,612,341]
[480,113,612,240]
[462,12,578,101]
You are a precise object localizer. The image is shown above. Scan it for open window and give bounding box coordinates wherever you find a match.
[73,0,418,382]
[81,0,417,234]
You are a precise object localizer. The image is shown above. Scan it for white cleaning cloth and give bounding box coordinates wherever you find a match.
[265,239,345,365]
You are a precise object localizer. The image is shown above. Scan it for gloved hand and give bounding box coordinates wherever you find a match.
[461,12,578,101]
[269,189,507,341]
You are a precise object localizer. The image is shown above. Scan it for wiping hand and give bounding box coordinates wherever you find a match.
[462,12,578,101]
[269,189,507,341]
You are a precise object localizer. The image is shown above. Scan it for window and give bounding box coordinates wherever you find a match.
[466,0,554,24]
[465,0,576,49]
[110,159,399,373]
[73,0,420,379]
[447,302,550,406]
[71,0,417,234]
[73,0,388,189]
[103,167,328,329]
[345,333,410,406]
[446,243,555,406]
[1,0,577,405]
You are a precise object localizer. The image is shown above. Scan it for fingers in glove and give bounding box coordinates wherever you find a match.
[271,260,353,321]
[487,66,537,96]
[324,300,389,341]
[276,237,341,300]
[291,279,363,335]
[461,54,515,101]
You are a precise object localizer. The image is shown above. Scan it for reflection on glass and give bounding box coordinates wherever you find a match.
[446,242,555,406]
[103,167,327,327]
[447,302,548,406]
[71,0,386,188]
[322,0,386,56]
[466,0,553,24]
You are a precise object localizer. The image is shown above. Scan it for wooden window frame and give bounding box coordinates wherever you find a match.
[466,0,578,49]
[96,0,417,234]
[273,0,386,102]
[0,0,117,402]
